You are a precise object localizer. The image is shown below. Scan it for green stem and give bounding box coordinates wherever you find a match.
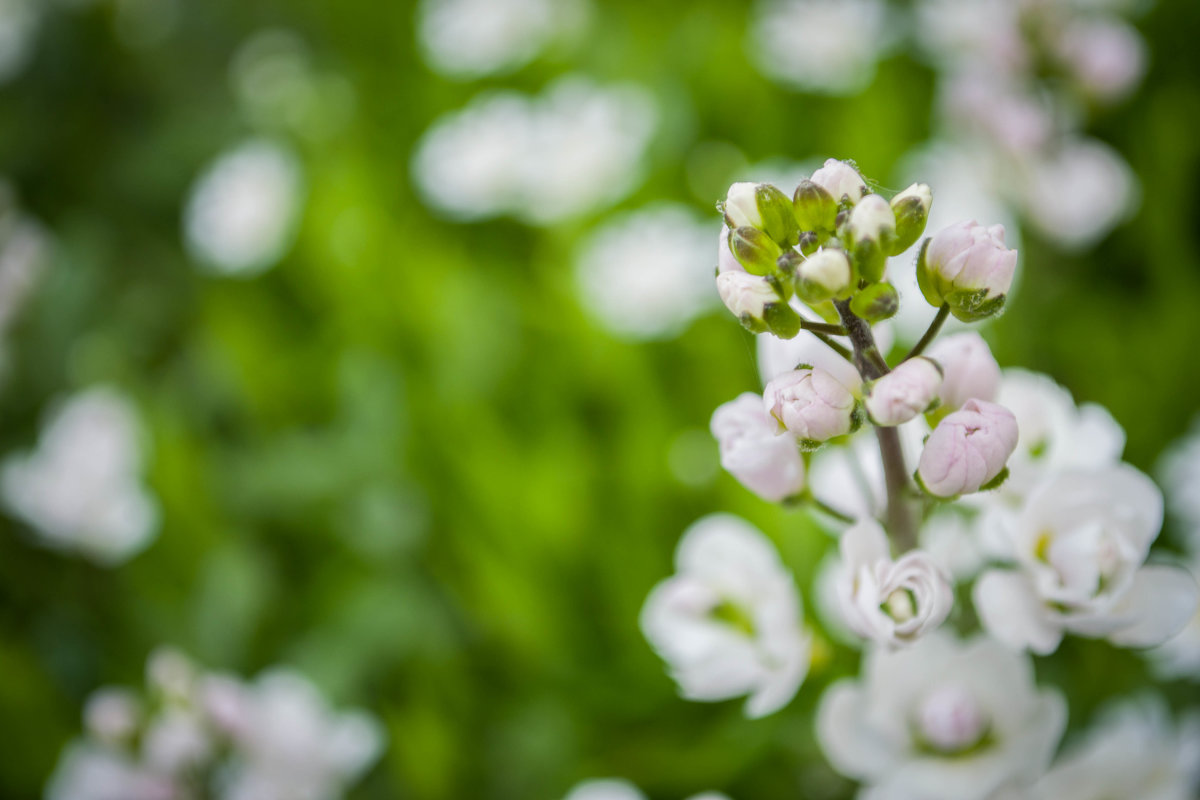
[809,495,855,524]
[799,320,848,336]
[809,331,854,362]
[902,303,950,362]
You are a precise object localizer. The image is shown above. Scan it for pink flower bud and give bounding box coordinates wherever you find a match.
[917,685,987,753]
[864,357,942,427]
[711,393,806,502]
[917,220,1017,322]
[809,158,869,206]
[917,399,1018,498]
[926,332,1000,411]
[763,367,857,444]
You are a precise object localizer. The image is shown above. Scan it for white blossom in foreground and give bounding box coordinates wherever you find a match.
[917,398,1018,498]
[562,779,731,800]
[817,633,1065,800]
[864,357,942,427]
[416,0,588,79]
[412,76,656,225]
[1,387,159,564]
[835,518,953,646]
[45,648,384,800]
[574,205,716,340]
[711,393,806,503]
[1031,699,1200,800]
[748,0,890,95]
[974,465,1199,654]
[641,514,810,718]
[184,139,303,277]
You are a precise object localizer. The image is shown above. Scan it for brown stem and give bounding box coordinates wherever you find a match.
[902,303,950,362]
[833,299,918,552]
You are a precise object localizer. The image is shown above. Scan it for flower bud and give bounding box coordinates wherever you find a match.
[763,367,858,446]
[796,248,853,304]
[917,221,1017,322]
[864,357,943,427]
[809,158,869,206]
[711,393,806,502]
[917,685,987,753]
[797,229,820,256]
[917,399,1018,498]
[793,179,837,233]
[845,194,896,283]
[926,332,1000,413]
[729,225,784,276]
[717,226,743,274]
[836,519,953,646]
[889,182,932,255]
[716,271,801,338]
[848,281,898,322]
[722,182,798,246]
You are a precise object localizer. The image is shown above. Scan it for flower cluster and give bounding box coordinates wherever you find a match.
[641,158,1198,797]
[46,648,384,800]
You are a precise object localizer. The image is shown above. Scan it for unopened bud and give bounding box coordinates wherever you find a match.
[796,248,853,304]
[889,183,932,255]
[716,271,801,338]
[845,194,896,283]
[722,182,798,246]
[729,226,783,276]
[864,357,942,426]
[809,158,869,206]
[917,399,1018,498]
[798,229,821,256]
[793,179,838,233]
[917,221,1017,322]
[717,226,743,274]
[763,367,859,445]
[849,281,899,322]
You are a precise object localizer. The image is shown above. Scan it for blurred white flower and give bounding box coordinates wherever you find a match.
[46,743,176,800]
[220,670,384,800]
[926,331,1001,413]
[1018,138,1137,250]
[574,205,716,340]
[974,465,1198,654]
[749,0,891,95]
[1,387,159,564]
[1054,17,1146,103]
[1032,698,1200,800]
[641,514,811,718]
[914,0,1027,74]
[0,180,50,334]
[84,689,142,746]
[817,633,1066,800]
[1159,416,1200,533]
[0,0,40,84]
[412,76,656,225]
[183,139,304,277]
[417,0,588,79]
[1144,554,1200,680]
[563,780,731,800]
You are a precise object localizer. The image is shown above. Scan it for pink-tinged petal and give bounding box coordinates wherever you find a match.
[1107,564,1200,648]
[973,570,1063,654]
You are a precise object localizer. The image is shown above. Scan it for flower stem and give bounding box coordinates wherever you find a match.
[902,303,950,362]
[799,320,848,336]
[833,299,918,552]
[808,331,854,362]
[809,495,855,524]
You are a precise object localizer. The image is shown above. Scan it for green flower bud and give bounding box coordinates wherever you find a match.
[716,271,802,338]
[729,226,783,276]
[849,281,899,322]
[722,182,799,247]
[796,248,853,304]
[793,179,838,233]
[798,230,821,256]
[889,183,932,255]
[844,194,896,284]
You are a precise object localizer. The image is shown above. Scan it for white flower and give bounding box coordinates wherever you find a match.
[1031,698,1200,800]
[1,387,159,564]
[183,139,304,276]
[1143,557,1200,680]
[710,393,806,503]
[0,0,41,84]
[416,0,588,79]
[991,369,1125,503]
[864,357,943,427]
[84,689,142,746]
[46,743,177,800]
[221,670,384,800]
[0,179,50,337]
[574,204,716,340]
[835,518,953,646]
[1159,416,1200,532]
[808,157,870,206]
[1054,18,1146,104]
[412,76,656,225]
[748,0,890,95]
[974,465,1199,654]
[817,633,1065,800]
[640,514,810,718]
[562,780,731,800]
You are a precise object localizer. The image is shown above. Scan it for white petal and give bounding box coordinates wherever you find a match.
[973,570,1063,654]
[1107,564,1200,648]
[815,682,895,780]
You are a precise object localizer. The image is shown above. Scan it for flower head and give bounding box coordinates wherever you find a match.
[763,367,858,445]
[917,399,1018,498]
[711,393,806,503]
[864,357,943,427]
[917,220,1017,321]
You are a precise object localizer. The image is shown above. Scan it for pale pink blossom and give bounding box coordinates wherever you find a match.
[927,331,1001,411]
[763,368,857,444]
[808,158,869,205]
[864,357,943,426]
[918,220,1017,321]
[917,399,1018,498]
[711,393,806,503]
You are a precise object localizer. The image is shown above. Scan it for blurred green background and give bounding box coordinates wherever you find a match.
[0,0,1198,798]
